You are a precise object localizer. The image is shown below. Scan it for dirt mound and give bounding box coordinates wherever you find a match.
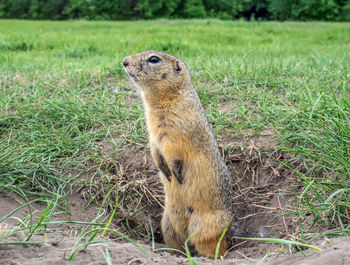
[77,133,303,252]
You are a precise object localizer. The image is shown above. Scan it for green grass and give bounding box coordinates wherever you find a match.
[0,19,349,260]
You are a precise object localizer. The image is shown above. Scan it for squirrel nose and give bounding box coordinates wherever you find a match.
[123,58,129,67]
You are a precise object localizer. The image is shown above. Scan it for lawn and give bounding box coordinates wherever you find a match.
[0,19,349,260]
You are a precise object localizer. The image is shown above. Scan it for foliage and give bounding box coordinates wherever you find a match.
[204,0,238,19]
[341,0,350,21]
[235,0,270,20]
[1,0,350,20]
[291,0,346,21]
[136,0,181,18]
[29,0,68,20]
[62,0,118,20]
[180,0,207,18]
[268,0,350,21]
[0,0,31,19]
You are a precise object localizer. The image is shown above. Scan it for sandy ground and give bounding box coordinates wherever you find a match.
[1,230,349,265]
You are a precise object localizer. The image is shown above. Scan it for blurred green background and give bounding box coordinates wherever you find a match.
[1,0,350,21]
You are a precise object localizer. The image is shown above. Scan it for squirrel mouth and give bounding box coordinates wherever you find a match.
[128,72,139,81]
[123,67,140,82]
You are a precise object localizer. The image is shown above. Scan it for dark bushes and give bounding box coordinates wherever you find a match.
[1,0,350,21]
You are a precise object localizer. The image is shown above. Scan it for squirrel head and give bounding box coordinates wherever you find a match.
[122,50,191,100]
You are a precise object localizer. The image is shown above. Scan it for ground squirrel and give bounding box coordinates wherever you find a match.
[122,50,233,258]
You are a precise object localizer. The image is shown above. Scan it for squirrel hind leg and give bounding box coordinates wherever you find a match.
[194,236,227,259]
[161,212,184,255]
[188,212,231,258]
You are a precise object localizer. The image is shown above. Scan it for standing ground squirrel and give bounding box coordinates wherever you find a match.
[123,50,233,258]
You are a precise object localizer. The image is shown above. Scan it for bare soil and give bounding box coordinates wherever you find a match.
[1,230,349,265]
[1,133,349,264]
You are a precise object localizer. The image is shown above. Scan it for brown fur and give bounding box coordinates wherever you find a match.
[123,50,233,258]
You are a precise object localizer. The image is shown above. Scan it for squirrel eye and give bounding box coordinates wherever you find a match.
[148,56,161,64]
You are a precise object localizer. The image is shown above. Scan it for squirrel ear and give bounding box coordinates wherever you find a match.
[174,61,182,74]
